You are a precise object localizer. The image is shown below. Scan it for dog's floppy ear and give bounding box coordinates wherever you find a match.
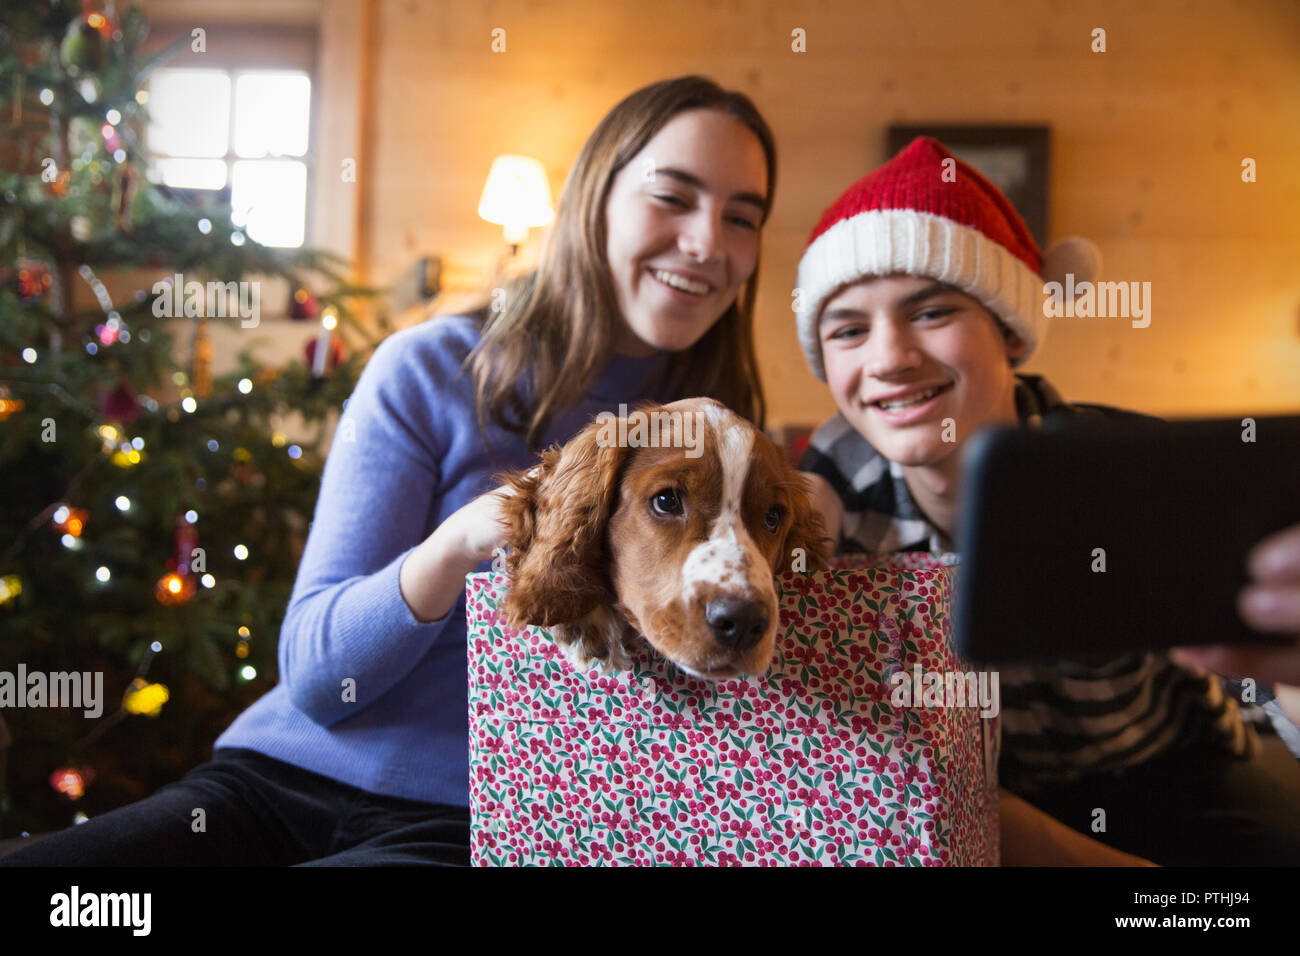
[498,417,628,627]
[780,472,833,573]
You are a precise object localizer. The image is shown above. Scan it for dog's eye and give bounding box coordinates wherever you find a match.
[764,504,785,533]
[650,488,683,516]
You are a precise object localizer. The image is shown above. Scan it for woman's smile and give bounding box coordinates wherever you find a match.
[648,266,714,304]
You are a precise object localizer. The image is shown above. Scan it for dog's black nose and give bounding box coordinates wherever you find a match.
[705,597,769,651]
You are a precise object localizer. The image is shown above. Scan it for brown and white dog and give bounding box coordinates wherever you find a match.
[498,397,830,680]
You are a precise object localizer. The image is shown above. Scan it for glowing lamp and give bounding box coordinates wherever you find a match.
[477,155,554,250]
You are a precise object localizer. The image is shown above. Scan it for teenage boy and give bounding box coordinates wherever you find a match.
[794,137,1300,866]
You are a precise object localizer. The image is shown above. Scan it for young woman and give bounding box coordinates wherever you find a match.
[0,75,777,867]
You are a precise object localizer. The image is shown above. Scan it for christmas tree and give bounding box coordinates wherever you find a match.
[0,1,391,835]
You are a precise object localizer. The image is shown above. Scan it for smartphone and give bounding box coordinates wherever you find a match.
[952,413,1300,662]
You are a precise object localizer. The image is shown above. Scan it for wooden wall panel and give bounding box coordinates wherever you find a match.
[143,0,1300,422]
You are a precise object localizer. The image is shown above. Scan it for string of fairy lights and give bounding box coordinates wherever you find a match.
[7,261,311,638]
[7,267,315,817]
[4,2,344,817]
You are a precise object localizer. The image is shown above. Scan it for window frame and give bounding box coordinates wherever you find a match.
[140,21,320,248]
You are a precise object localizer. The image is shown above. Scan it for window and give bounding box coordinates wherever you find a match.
[147,67,312,248]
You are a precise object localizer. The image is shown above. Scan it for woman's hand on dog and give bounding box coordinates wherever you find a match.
[446,484,519,564]
[398,482,520,623]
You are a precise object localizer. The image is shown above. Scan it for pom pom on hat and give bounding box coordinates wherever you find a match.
[795,137,1097,381]
[1041,235,1103,287]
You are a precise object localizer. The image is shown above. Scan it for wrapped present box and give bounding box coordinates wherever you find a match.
[466,553,999,866]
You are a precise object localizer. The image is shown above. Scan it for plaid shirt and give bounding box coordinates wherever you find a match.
[799,373,1283,794]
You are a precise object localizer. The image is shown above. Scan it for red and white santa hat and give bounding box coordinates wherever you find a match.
[795,136,1100,381]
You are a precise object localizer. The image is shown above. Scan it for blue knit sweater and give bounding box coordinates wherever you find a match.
[215,314,672,806]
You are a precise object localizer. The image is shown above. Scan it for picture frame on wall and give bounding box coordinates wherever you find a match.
[886,125,1050,248]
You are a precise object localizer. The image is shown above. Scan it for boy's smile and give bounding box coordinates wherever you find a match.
[817,274,1025,529]
[867,380,956,423]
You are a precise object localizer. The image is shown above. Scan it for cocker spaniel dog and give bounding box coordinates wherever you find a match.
[498,397,830,680]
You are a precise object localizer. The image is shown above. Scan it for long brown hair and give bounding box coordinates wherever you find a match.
[462,75,776,452]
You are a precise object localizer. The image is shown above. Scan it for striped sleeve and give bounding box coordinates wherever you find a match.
[997,653,1259,793]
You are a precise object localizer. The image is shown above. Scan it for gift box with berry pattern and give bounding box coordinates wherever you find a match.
[466,553,999,866]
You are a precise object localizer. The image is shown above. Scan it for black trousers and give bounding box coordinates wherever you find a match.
[0,748,470,867]
[1015,733,1300,866]
[5,740,1296,867]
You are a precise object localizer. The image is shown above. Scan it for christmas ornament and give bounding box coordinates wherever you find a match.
[306,311,344,377]
[304,333,343,376]
[0,575,22,607]
[59,16,105,75]
[174,513,198,574]
[15,258,52,303]
[192,317,213,397]
[50,766,95,800]
[111,161,137,231]
[48,169,71,198]
[100,121,121,155]
[52,505,89,537]
[288,286,318,321]
[97,380,140,424]
[230,447,256,485]
[93,321,118,346]
[231,463,258,487]
[0,392,24,421]
[123,678,169,717]
[154,568,195,606]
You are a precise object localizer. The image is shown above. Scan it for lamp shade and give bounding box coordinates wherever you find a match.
[477,155,554,243]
